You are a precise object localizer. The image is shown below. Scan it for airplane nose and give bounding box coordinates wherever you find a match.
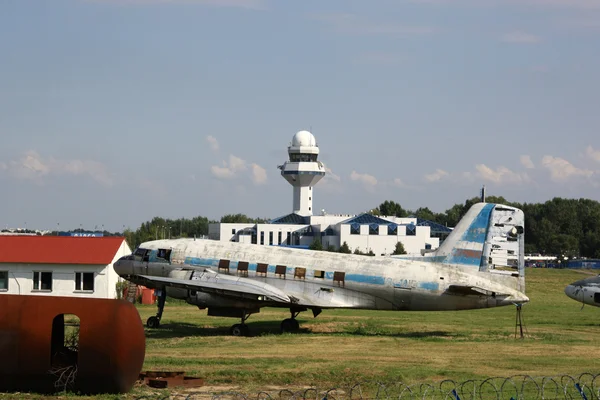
[114,255,135,276]
[564,284,580,301]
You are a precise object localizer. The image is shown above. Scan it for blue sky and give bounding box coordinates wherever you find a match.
[1,0,599,231]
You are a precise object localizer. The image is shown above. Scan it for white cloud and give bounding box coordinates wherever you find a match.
[228,155,246,172]
[520,155,535,169]
[1,150,113,186]
[392,178,407,188]
[312,13,435,37]
[424,169,449,182]
[541,155,594,181]
[350,170,378,187]
[210,165,236,180]
[210,154,248,180]
[84,0,267,9]
[206,135,219,152]
[250,163,267,185]
[501,31,541,43]
[585,145,600,163]
[475,164,529,184]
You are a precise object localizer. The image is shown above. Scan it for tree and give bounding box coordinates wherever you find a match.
[338,241,351,254]
[377,200,408,218]
[392,241,407,255]
[309,238,323,251]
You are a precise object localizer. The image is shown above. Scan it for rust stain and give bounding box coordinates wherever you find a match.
[0,294,145,395]
[453,249,482,259]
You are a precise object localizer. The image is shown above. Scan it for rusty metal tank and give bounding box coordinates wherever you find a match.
[0,294,146,394]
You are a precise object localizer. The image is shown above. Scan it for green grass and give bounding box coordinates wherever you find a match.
[5,268,600,399]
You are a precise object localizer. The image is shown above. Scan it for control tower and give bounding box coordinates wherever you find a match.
[278,130,326,216]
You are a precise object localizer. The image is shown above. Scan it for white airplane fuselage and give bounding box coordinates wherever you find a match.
[116,238,528,312]
[565,275,600,307]
[114,202,529,334]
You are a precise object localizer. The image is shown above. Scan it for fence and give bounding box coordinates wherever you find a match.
[133,372,600,399]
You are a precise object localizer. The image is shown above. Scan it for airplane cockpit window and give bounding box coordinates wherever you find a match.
[157,249,172,262]
[134,248,149,262]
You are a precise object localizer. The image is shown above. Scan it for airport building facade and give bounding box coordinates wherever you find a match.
[209,131,451,256]
[0,235,131,299]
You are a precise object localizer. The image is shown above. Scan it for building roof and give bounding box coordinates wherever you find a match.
[269,213,310,225]
[415,218,453,234]
[0,236,127,265]
[340,213,395,225]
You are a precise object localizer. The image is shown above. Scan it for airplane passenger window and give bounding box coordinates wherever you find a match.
[218,259,230,273]
[275,265,286,279]
[257,263,268,277]
[294,267,306,280]
[237,261,249,277]
[333,271,345,287]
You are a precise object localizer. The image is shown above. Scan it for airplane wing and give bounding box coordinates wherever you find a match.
[134,274,292,304]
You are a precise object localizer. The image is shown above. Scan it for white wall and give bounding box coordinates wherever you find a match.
[1,263,113,298]
[210,220,439,256]
[0,239,132,299]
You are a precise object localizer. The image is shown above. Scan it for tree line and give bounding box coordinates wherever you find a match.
[114,196,600,259]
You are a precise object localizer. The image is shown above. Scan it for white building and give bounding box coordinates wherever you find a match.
[0,235,131,299]
[208,130,451,256]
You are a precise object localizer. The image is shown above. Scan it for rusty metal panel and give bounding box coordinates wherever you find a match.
[0,294,145,395]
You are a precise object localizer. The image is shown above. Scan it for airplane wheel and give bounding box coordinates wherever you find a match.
[230,324,249,337]
[147,316,160,329]
[281,318,298,333]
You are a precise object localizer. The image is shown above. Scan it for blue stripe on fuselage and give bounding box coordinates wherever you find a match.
[182,256,386,285]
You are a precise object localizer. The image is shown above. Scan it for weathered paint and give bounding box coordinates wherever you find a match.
[0,294,145,394]
[114,203,529,317]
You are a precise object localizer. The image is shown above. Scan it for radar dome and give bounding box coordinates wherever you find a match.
[292,130,317,147]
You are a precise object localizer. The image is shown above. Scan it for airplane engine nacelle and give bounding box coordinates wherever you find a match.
[186,291,261,309]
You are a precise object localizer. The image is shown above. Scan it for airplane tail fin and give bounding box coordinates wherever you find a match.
[432,202,525,293]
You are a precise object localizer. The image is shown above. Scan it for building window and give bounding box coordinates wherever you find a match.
[350,223,360,235]
[260,232,264,245]
[287,232,291,245]
[232,228,236,234]
[314,270,325,279]
[0,271,8,290]
[269,232,273,245]
[369,224,379,235]
[406,224,416,236]
[33,271,52,291]
[388,224,397,235]
[278,231,282,245]
[75,272,95,292]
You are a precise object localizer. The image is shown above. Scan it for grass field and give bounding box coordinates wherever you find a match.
[5,267,600,399]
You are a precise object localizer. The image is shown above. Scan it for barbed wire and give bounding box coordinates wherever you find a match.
[134,373,600,400]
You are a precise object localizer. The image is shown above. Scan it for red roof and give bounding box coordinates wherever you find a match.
[0,236,128,265]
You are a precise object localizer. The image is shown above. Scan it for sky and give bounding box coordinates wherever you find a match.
[1,0,599,232]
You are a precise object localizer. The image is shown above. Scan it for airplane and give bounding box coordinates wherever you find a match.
[113,202,529,336]
[564,275,600,307]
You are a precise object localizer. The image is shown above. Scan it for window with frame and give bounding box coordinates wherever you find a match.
[33,271,53,291]
[0,271,8,290]
[75,272,95,292]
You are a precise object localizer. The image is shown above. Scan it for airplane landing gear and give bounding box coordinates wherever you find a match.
[230,323,250,337]
[229,312,250,337]
[147,288,167,329]
[280,309,302,333]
